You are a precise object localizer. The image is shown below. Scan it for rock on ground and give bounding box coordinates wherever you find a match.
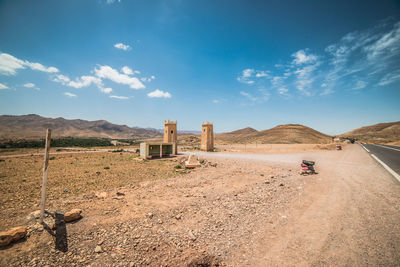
[0,226,27,247]
[64,209,82,222]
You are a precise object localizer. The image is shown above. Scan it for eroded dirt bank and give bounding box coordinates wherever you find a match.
[1,144,399,266]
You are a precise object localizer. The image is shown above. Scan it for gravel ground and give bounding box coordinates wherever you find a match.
[0,144,399,266]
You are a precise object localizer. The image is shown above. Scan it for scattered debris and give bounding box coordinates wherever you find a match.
[26,210,41,222]
[95,192,108,199]
[187,231,196,241]
[94,245,102,253]
[185,154,201,169]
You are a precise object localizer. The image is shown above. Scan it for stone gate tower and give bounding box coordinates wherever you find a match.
[201,122,214,151]
[163,120,177,154]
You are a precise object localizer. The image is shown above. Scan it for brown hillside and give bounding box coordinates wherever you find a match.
[0,114,161,140]
[227,127,258,135]
[217,124,332,144]
[341,121,400,144]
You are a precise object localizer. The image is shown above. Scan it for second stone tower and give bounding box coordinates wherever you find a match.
[201,122,214,151]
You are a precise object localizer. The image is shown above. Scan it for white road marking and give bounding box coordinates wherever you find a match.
[360,144,370,153]
[372,144,400,152]
[371,154,400,183]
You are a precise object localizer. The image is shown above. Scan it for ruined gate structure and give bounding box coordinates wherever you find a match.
[140,120,215,159]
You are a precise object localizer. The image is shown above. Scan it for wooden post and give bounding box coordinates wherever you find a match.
[160,144,162,158]
[40,129,51,224]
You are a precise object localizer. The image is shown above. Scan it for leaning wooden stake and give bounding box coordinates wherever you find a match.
[40,129,51,224]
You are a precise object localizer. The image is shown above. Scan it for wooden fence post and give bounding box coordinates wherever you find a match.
[40,129,51,224]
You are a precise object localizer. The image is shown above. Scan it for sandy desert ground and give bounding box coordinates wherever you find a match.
[0,144,399,266]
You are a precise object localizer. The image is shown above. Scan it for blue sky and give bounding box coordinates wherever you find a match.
[0,0,399,135]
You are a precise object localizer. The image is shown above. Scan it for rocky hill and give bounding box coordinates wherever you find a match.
[226,127,258,135]
[341,121,400,145]
[217,124,332,144]
[0,114,161,140]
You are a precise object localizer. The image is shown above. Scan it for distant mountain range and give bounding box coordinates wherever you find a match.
[0,114,398,144]
[0,114,161,140]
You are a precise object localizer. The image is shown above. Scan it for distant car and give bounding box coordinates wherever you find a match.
[336,144,342,150]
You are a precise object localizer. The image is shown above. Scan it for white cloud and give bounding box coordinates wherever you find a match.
[240,91,258,101]
[53,73,110,93]
[364,22,400,60]
[271,76,286,87]
[236,20,400,99]
[278,87,288,95]
[320,87,334,96]
[101,87,113,94]
[0,53,25,75]
[0,53,59,76]
[23,82,40,90]
[140,76,155,82]
[147,89,171,98]
[52,74,70,84]
[68,75,102,89]
[378,71,400,86]
[291,57,321,95]
[107,0,121,4]
[24,62,58,73]
[114,43,131,51]
[238,69,271,84]
[212,99,220,104]
[242,69,253,78]
[255,71,270,78]
[353,80,367,90]
[237,51,320,97]
[109,95,129,100]
[121,66,133,75]
[292,50,318,65]
[64,92,77,97]
[324,20,400,88]
[23,83,35,88]
[94,65,145,89]
[0,83,9,90]
[237,68,255,84]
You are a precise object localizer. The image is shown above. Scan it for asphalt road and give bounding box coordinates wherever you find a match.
[360,143,400,181]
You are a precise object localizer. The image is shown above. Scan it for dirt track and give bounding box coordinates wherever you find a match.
[1,144,399,266]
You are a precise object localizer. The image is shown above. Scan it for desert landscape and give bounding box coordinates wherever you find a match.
[1,1,400,266]
[0,115,399,266]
